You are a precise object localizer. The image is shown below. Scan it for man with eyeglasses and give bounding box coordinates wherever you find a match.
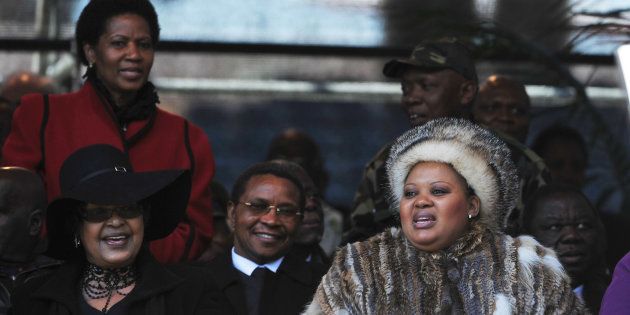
[204,161,327,315]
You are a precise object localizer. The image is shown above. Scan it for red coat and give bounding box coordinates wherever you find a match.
[1,82,215,263]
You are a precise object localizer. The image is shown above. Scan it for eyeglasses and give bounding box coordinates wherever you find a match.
[238,201,302,219]
[79,205,144,223]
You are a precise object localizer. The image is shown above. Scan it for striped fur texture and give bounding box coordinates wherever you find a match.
[386,118,519,231]
[304,223,586,314]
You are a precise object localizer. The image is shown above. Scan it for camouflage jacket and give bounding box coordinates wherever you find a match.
[344,130,550,243]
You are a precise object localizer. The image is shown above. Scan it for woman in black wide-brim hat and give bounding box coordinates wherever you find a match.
[10,144,224,315]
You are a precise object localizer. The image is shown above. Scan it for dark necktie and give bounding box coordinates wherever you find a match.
[246,267,269,315]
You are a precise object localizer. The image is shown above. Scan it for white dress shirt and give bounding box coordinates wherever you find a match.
[231,247,284,276]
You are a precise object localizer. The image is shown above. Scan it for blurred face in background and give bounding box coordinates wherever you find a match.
[473,76,530,142]
[294,195,324,245]
[0,208,30,262]
[286,165,324,246]
[0,168,45,263]
[539,139,587,187]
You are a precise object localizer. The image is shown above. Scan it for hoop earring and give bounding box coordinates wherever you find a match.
[74,235,81,248]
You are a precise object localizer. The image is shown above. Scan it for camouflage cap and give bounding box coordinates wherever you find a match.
[383,38,477,82]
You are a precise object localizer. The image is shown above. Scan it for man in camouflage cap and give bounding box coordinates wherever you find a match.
[345,38,548,242]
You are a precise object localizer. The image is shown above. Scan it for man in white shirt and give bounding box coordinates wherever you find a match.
[204,161,327,315]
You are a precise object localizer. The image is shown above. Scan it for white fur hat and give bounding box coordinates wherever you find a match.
[386,118,518,231]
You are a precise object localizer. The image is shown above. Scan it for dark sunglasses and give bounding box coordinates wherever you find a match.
[78,204,144,223]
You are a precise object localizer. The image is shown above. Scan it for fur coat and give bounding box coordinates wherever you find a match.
[304,223,586,314]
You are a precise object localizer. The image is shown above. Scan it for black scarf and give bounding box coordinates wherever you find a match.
[84,66,159,127]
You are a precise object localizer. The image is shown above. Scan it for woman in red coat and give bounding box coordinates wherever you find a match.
[1,0,215,263]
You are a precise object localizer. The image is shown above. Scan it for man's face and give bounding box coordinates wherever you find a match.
[0,173,45,264]
[229,174,302,264]
[527,192,600,285]
[473,86,530,142]
[288,166,324,246]
[540,138,587,188]
[294,196,324,245]
[400,68,472,127]
[0,207,29,263]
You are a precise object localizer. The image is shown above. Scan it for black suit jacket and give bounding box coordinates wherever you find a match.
[205,251,327,315]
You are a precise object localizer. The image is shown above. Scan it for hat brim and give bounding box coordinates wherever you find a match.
[383,58,447,78]
[46,169,191,260]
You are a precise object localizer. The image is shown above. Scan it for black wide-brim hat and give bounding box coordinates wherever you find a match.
[46,144,191,260]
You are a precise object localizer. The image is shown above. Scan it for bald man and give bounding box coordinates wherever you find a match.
[472,75,531,143]
[0,167,60,314]
[472,75,550,234]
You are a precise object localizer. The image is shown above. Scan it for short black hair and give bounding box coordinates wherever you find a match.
[75,0,160,66]
[522,184,597,230]
[0,169,46,215]
[231,162,306,209]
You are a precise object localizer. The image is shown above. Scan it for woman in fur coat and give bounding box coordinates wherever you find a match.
[305,118,586,314]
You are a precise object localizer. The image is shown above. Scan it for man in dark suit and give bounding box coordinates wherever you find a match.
[205,161,327,315]
[0,167,61,314]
